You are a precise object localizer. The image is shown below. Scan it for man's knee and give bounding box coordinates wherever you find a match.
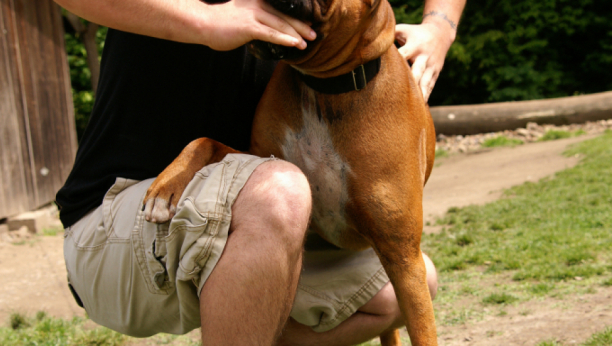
[358,282,403,328]
[232,159,312,245]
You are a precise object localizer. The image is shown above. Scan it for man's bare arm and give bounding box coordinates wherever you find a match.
[54,0,316,51]
[395,0,466,102]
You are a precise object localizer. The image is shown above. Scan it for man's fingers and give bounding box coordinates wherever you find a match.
[280,12,316,41]
[256,11,303,46]
[419,68,438,102]
[410,55,428,87]
[256,2,316,46]
[397,41,418,61]
[256,11,307,48]
[394,23,414,47]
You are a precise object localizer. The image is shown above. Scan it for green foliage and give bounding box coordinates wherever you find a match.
[423,132,612,281]
[64,21,107,140]
[390,0,424,24]
[398,0,612,106]
[482,135,524,147]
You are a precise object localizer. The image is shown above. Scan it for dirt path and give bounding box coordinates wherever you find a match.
[0,236,85,322]
[437,286,612,345]
[422,135,594,229]
[0,135,605,345]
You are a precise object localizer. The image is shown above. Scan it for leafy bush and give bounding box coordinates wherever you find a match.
[391,0,612,106]
[63,20,107,140]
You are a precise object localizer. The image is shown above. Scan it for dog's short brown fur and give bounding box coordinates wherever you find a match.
[143,0,438,343]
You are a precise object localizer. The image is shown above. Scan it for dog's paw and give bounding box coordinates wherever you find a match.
[143,175,185,223]
[143,195,176,224]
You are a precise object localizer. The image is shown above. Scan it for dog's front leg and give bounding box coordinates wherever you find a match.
[354,189,438,346]
[143,138,240,223]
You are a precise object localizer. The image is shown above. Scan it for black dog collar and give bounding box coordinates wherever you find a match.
[298,57,382,94]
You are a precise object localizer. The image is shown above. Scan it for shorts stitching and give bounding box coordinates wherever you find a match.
[297,284,342,305]
[105,178,130,233]
[177,220,220,276]
[216,164,227,215]
[318,267,387,327]
[68,239,106,251]
[67,231,107,251]
[107,239,130,244]
[227,157,260,199]
[192,220,222,267]
[132,211,170,295]
[231,157,258,183]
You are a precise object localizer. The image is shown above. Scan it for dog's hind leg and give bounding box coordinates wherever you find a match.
[380,328,401,346]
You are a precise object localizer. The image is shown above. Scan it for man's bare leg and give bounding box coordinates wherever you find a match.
[199,160,312,345]
[276,253,437,346]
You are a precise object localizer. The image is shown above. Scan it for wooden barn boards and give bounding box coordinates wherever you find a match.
[0,0,77,219]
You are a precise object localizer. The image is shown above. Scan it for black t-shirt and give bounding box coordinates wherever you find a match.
[56,29,276,228]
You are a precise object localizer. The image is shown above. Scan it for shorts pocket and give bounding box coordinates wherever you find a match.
[132,210,173,295]
[173,198,219,283]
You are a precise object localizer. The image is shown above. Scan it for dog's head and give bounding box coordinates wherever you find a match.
[247,0,395,75]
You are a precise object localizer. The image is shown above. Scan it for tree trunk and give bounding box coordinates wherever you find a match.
[63,11,99,94]
[430,91,612,136]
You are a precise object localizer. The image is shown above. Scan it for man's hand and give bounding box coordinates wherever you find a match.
[201,0,316,51]
[395,0,465,102]
[54,0,316,51]
[396,22,453,102]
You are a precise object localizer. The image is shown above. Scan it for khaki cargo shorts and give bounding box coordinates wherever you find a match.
[63,153,389,337]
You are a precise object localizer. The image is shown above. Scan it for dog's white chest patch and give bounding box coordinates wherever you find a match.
[281,89,350,246]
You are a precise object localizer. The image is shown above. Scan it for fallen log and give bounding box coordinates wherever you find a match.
[430,91,612,136]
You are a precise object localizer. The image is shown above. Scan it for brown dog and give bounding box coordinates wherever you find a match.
[143,0,437,344]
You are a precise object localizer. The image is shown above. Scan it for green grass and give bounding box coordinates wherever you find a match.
[535,326,612,346]
[582,326,612,346]
[539,129,587,142]
[42,227,61,236]
[482,292,518,305]
[482,135,524,148]
[0,312,125,346]
[0,312,201,346]
[539,130,573,141]
[435,148,449,158]
[425,131,612,284]
[536,340,564,346]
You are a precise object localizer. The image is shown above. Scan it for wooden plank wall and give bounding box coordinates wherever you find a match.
[0,0,77,219]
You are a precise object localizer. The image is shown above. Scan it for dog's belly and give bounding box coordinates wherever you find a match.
[279,89,367,249]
